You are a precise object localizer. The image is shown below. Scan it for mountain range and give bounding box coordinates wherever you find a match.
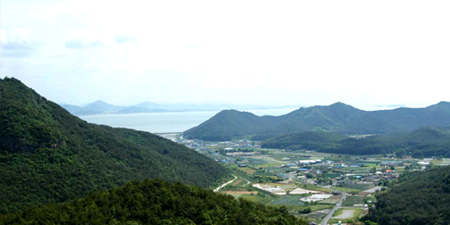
[0,77,229,214]
[61,101,296,116]
[184,102,450,141]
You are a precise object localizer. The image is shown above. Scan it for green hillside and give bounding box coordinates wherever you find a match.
[262,128,450,157]
[184,110,277,141]
[0,77,229,214]
[364,166,450,225]
[262,131,346,150]
[184,102,450,141]
[0,179,308,225]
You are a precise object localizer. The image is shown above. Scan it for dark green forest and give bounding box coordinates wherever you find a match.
[0,77,229,214]
[261,128,450,157]
[184,102,450,141]
[0,179,308,225]
[364,166,450,225]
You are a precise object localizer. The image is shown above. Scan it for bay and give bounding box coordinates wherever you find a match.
[80,108,297,133]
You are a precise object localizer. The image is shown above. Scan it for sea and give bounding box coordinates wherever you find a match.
[80,108,297,133]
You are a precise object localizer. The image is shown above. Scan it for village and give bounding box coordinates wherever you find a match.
[159,133,449,225]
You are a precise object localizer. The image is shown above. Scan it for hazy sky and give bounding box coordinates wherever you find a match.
[1,0,449,110]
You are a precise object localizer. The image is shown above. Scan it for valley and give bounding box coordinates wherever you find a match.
[2,77,450,224]
[162,133,450,224]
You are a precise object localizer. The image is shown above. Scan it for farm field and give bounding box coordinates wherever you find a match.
[342,195,365,207]
[174,135,444,224]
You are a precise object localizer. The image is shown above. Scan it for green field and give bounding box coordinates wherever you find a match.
[240,194,275,204]
[333,186,361,193]
[342,195,365,207]
[341,183,375,191]
[297,183,333,193]
[268,195,307,206]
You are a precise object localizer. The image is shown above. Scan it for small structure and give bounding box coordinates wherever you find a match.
[300,194,333,202]
[380,161,404,167]
[418,161,430,166]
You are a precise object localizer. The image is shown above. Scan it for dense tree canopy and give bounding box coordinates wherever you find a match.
[0,179,308,225]
[261,128,450,157]
[364,166,450,225]
[0,77,229,214]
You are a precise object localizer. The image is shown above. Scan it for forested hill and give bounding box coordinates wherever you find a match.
[0,77,229,214]
[184,102,450,141]
[364,166,450,225]
[0,179,308,225]
[261,128,450,157]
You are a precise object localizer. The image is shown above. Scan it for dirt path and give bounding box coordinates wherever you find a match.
[214,175,237,192]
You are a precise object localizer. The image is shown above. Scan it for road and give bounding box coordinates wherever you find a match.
[321,190,347,225]
[214,175,237,192]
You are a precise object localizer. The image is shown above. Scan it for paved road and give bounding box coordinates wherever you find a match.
[321,191,347,225]
[214,175,237,192]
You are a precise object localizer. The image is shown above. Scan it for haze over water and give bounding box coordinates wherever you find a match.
[80,108,297,133]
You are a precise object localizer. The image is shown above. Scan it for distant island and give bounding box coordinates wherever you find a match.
[60,100,298,116]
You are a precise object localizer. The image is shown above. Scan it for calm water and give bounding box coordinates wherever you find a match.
[80,108,297,133]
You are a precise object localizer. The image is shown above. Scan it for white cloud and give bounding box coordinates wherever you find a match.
[1,27,36,57]
[1,0,450,108]
[65,39,104,49]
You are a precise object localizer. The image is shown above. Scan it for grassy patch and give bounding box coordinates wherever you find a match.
[333,186,361,193]
[342,195,365,207]
[333,208,344,217]
[240,193,274,204]
[308,204,334,212]
[319,198,340,204]
[268,195,307,206]
[258,163,284,168]
[329,208,363,224]
[342,183,375,191]
[297,183,333,193]
[238,167,256,174]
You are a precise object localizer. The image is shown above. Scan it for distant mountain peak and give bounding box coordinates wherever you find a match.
[427,101,450,110]
[90,100,110,105]
[329,102,354,108]
[436,101,450,106]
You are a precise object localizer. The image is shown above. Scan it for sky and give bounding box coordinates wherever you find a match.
[1,0,449,110]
